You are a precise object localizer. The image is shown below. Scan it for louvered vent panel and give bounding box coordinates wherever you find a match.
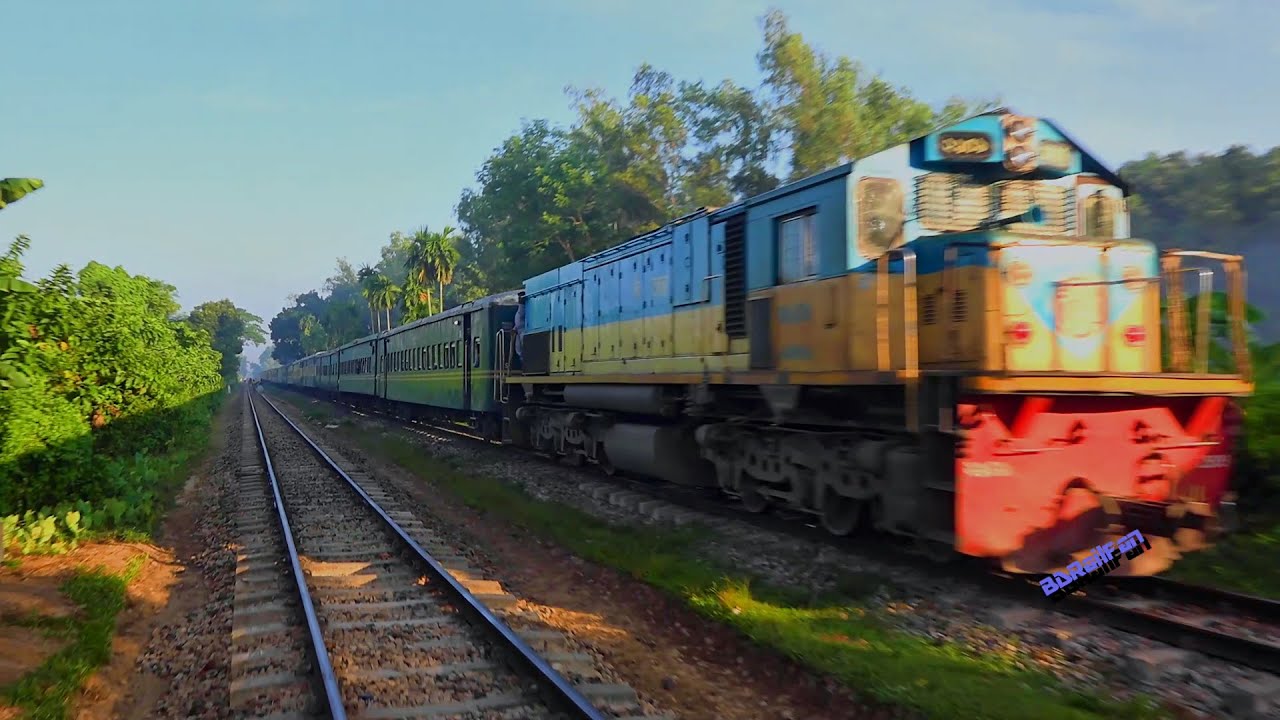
[915,174,992,232]
[922,293,937,325]
[998,181,1073,234]
[952,289,968,323]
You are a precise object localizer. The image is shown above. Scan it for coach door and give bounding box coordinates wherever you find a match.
[462,312,474,411]
[374,338,388,398]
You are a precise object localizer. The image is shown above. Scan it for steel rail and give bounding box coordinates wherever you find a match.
[1050,590,1280,674]
[253,389,607,720]
[1107,576,1280,621]
[247,390,347,720]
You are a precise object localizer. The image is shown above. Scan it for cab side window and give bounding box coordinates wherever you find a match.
[778,213,817,283]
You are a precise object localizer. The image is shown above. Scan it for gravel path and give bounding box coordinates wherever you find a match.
[131,395,241,720]
[301,397,1280,720]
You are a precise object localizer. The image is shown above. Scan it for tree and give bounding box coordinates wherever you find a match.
[676,78,779,203]
[186,300,266,384]
[369,274,400,331]
[405,226,462,317]
[1120,144,1280,340]
[429,226,461,312]
[358,264,380,331]
[756,9,984,180]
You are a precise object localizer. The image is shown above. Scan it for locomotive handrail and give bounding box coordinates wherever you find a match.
[1180,267,1214,374]
[1162,248,1249,379]
[494,329,512,404]
[875,247,919,432]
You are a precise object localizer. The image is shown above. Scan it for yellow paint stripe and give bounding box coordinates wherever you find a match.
[512,370,906,385]
[964,375,1253,396]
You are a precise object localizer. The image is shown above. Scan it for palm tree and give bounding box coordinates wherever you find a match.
[371,274,400,331]
[428,226,461,314]
[357,264,379,332]
[402,273,432,322]
[405,228,438,315]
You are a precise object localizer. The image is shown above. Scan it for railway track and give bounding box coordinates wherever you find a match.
[267,388,1280,679]
[240,388,655,720]
[229,394,335,718]
[1052,576,1280,675]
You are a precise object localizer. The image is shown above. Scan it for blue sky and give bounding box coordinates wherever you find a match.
[3,0,1277,356]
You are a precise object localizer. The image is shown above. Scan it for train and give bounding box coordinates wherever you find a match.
[262,107,1253,578]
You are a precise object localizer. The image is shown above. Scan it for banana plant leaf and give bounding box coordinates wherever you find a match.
[0,178,44,210]
[0,276,37,293]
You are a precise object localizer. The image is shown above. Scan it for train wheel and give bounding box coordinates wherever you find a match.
[739,477,769,514]
[820,488,863,536]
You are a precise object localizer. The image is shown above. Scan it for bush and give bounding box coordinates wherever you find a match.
[0,236,224,553]
[1236,379,1280,515]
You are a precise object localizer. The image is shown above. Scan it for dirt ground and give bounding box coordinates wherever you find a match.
[0,542,179,718]
[0,392,235,720]
[287,402,895,720]
[84,391,239,720]
[71,491,211,719]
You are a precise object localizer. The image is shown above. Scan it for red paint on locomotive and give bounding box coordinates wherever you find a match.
[955,393,1240,573]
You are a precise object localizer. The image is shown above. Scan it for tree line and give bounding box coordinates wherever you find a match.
[266,9,989,364]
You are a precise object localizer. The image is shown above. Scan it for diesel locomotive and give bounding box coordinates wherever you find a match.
[263,108,1253,577]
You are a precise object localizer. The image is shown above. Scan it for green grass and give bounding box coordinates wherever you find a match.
[303,410,1168,720]
[1,555,144,720]
[269,389,347,427]
[1165,515,1280,599]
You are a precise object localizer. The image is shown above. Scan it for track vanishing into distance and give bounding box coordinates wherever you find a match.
[276,388,1280,678]
[229,396,333,719]
[234,387,656,720]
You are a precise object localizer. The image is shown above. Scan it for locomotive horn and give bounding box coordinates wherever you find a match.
[978,204,1044,231]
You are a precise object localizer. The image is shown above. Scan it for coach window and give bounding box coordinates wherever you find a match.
[778,211,818,283]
